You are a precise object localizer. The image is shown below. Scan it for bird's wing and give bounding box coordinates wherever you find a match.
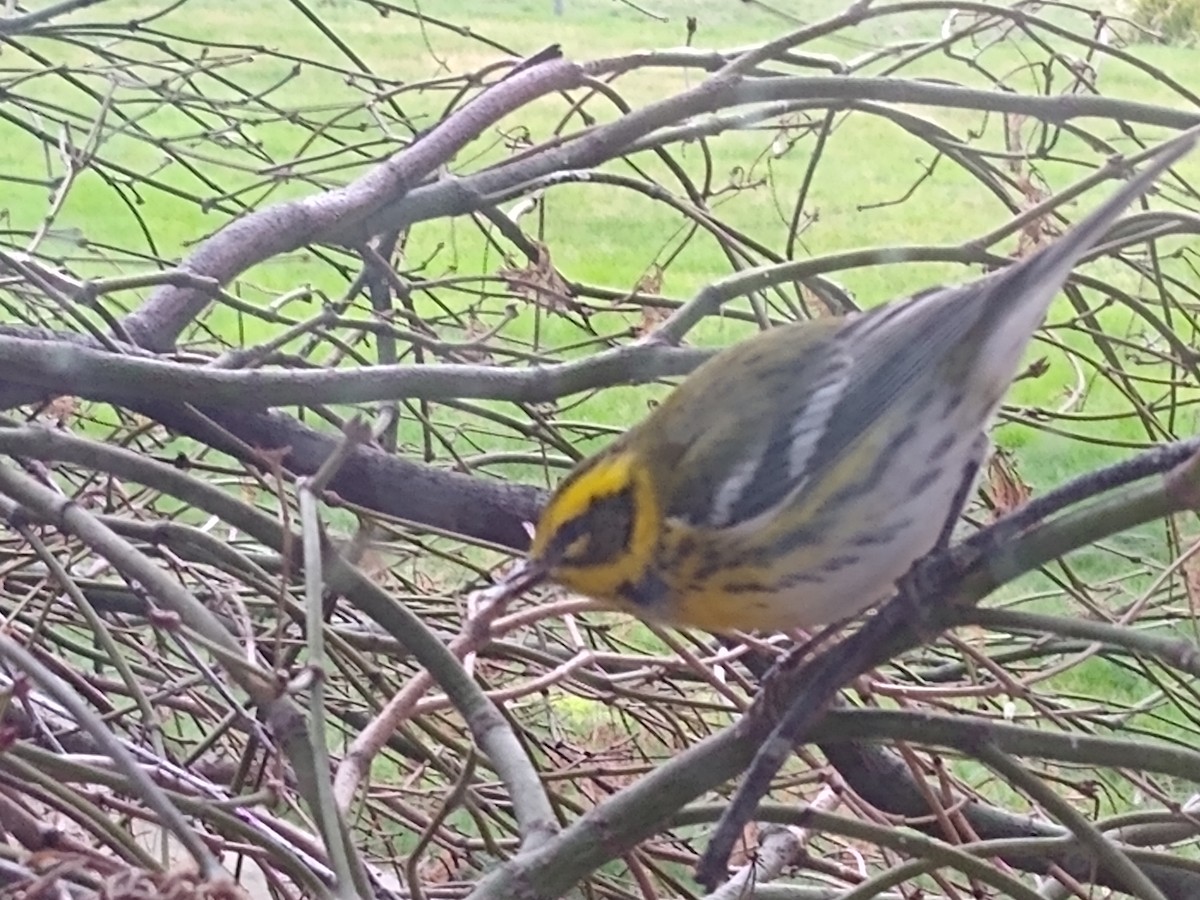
[652,282,995,531]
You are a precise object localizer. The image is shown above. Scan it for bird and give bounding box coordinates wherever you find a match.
[491,135,1193,635]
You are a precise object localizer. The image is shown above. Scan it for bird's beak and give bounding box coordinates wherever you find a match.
[473,557,547,608]
[500,557,547,595]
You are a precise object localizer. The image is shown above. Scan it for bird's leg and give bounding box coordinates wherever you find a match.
[764,619,848,681]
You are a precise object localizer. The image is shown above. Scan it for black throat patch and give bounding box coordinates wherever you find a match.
[617,567,670,608]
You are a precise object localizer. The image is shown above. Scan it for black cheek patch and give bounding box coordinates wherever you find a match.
[558,486,636,567]
[617,568,670,608]
[547,515,588,560]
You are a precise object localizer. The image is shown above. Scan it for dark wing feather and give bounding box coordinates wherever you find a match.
[647,280,1002,531]
[645,320,854,528]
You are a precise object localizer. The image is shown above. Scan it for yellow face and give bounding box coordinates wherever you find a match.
[529,451,661,605]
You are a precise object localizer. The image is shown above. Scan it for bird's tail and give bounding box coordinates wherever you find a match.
[973,130,1195,387]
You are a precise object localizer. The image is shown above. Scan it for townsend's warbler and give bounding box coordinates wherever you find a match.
[492,136,1193,634]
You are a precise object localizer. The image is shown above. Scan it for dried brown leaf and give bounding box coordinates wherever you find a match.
[982,448,1032,520]
[499,242,575,312]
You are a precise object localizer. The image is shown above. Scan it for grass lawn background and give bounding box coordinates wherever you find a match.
[1,0,1198,773]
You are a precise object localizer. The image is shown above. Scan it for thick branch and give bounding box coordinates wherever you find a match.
[121,55,586,352]
[0,332,709,409]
